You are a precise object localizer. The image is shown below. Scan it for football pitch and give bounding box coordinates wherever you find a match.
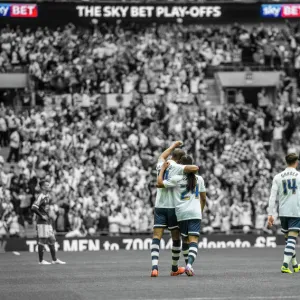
[1,248,300,300]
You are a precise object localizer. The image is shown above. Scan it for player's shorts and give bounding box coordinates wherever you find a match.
[153,208,178,230]
[178,219,201,237]
[37,224,56,243]
[280,217,300,234]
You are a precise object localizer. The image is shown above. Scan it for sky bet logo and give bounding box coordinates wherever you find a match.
[261,4,300,18]
[0,3,38,18]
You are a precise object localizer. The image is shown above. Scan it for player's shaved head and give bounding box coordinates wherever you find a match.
[285,153,299,166]
[171,149,185,162]
[179,155,193,165]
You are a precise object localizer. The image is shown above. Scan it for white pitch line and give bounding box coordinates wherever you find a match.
[141,297,300,300]
[186,297,300,300]
[247,298,300,300]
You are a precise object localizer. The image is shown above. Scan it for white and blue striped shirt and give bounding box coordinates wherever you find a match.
[268,167,300,218]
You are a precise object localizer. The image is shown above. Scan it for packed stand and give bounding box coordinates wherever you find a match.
[0,87,299,237]
[1,22,300,92]
[0,22,300,237]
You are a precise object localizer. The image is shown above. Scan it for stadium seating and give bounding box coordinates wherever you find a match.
[0,21,299,237]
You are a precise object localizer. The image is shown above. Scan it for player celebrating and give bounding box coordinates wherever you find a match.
[157,155,206,276]
[31,180,66,265]
[267,153,300,273]
[151,141,199,277]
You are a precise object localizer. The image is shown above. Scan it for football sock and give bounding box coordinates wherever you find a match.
[182,242,189,265]
[291,238,298,268]
[38,244,44,262]
[292,252,298,268]
[49,244,57,261]
[283,236,297,268]
[151,238,160,271]
[284,236,298,266]
[171,240,181,272]
[187,242,198,266]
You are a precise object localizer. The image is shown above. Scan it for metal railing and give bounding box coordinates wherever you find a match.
[0,63,293,79]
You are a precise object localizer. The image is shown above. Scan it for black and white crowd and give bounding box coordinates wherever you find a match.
[0,22,300,237]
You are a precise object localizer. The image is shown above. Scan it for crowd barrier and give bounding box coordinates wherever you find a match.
[0,235,286,252]
[0,2,299,26]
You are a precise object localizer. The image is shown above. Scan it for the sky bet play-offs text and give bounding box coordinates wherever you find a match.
[2,3,300,20]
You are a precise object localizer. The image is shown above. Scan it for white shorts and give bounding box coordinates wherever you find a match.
[37,224,54,238]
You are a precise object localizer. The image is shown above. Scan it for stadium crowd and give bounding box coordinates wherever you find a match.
[2,22,300,89]
[0,22,300,237]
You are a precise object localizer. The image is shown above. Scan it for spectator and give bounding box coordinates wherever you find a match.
[0,114,8,147]
[230,199,243,231]
[257,88,269,108]
[55,208,67,233]
[236,90,245,105]
[273,122,285,153]
[255,204,267,235]
[98,206,109,232]
[84,210,97,236]
[139,213,149,233]
[7,128,20,163]
[108,210,122,236]
[241,202,252,234]
[7,211,19,237]
[65,211,87,238]
[18,187,31,226]
[120,211,131,234]
[0,22,299,236]
[0,219,8,238]
[220,198,231,234]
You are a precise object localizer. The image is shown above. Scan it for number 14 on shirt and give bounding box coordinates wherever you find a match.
[282,179,297,195]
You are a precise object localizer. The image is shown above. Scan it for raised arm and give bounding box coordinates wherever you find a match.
[159,141,183,161]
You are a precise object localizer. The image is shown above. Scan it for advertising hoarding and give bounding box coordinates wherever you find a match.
[0,235,285,252]
[1,2,300,26]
